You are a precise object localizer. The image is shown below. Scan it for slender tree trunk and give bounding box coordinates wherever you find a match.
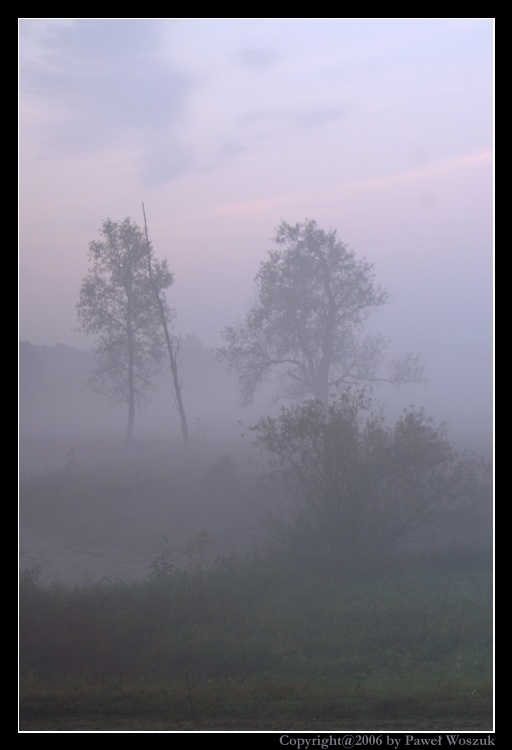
[165,335,190,444]
[126,334,135,446]
[126,395,135,446]
[313,376,330,405]
[315,249,337,405]
[142,204,190,444]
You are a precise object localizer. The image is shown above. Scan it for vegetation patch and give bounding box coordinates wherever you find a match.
[20,553,492,731]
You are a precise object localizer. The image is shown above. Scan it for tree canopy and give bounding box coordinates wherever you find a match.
[219,219,424,404]
[77,217,173,444]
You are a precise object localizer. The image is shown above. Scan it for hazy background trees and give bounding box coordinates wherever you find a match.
[219,219,425,405]
[76,218,174,445]
[19,340,45,406]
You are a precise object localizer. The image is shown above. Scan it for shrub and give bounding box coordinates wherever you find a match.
[252,390,491,565]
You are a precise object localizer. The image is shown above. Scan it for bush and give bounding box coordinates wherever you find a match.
[252,390,491,565]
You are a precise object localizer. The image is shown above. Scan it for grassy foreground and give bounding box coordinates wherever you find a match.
[19,549,492,731]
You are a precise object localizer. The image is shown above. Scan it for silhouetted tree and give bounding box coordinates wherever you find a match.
[77,218,173,445]
[219,219,424,404]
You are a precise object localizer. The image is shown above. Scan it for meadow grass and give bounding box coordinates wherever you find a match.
[19,552,493,731]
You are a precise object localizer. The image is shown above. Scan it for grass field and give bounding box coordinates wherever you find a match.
[19,550,493,732]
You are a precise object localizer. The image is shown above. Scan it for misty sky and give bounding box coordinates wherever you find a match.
[18,19,494,436]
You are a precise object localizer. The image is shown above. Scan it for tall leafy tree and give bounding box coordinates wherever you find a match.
[77,217,173,445]
[219,219,424,404]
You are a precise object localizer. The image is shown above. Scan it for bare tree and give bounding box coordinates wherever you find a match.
[142,204,189,443]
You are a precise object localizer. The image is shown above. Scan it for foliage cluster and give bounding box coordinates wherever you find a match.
[219,219,424,404]
[77,219,172,401]
[76,218,174,444]
[253,390,491,565]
